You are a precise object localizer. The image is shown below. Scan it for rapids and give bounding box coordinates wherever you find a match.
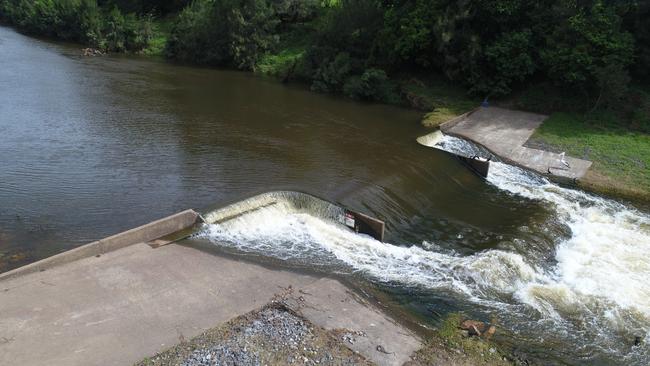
[196,136,650,365]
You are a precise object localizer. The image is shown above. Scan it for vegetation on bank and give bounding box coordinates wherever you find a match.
[527,106,650,199]
[2,0,648,107]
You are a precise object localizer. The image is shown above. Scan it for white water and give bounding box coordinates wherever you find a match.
[196,136,650,363]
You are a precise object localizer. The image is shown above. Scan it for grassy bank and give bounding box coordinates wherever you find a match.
[527,111,650,200]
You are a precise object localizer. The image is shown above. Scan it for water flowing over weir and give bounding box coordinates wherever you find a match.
[193,136,650,365]
[3,24,648,365]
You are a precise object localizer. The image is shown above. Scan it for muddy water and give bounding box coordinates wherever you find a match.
[1,25,648,365]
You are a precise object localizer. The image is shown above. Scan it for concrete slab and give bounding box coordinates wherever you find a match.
[0,243,423,366]
[0,243,320,366]
[442,107,592,180]
[287,278,422,366]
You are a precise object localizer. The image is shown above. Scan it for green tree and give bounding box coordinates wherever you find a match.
[166,0,278,69]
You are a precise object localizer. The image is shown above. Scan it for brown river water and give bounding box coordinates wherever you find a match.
[1,26,649,365]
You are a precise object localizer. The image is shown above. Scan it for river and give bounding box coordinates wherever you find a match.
[1,26,648,365]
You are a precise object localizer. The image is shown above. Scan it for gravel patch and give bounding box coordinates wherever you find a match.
[136,303,371,366]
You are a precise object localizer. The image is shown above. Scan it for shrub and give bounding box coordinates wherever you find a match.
[165,0,278,69]
[310,52,353,93]
[0,0,151,52]
[342,68,398,103]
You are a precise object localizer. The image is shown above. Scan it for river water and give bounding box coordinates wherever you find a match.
[1,26,648,365]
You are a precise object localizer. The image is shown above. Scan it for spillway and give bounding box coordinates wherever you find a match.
[194,136,650,365]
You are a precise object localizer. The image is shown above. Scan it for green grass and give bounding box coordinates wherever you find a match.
[254,23,315,79]
[255,47,305,78]
[529,111,650,197]
[401,76,478,127]
[412,313,511,366]
[142,16,174,56]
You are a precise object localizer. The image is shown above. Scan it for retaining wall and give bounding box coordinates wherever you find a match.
[0,209,201,281]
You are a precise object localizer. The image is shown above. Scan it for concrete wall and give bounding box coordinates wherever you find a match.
[0,209,201,282]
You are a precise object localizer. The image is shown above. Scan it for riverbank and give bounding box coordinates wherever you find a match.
[526,111,650,202]
[426,95,650,203]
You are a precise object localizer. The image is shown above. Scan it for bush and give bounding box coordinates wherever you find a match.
[101,6,151,52]
[310,52,353,93]
[342,68,398,103]
[165,0,278,69]
[0,0,151,52]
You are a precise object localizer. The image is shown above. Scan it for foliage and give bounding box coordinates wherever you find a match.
[0,0,152,52]
[165,0,278,69]
[342,68,399,103]
[539,1,634,98]
[310,52,353,93]
[2,0,647,108]
[270,0,320,27]
[98,0,190,15]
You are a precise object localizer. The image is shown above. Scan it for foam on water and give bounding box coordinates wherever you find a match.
[196,136,650,363]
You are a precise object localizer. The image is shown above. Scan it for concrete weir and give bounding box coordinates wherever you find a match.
[417,130,491,178]
[0,201,419,366]
[440,107,592,182]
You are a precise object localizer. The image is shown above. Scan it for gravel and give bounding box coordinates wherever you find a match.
[136,304,371,366]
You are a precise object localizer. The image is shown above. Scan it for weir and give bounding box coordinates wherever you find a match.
[202,191,386,242]
[417,130,491,178]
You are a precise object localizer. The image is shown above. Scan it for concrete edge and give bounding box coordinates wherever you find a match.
[0,209,201,282]
[439,107,478,132]
[443,128,585,185]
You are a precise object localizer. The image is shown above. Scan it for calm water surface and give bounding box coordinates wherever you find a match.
[0,26,533,267]
[2,26,649,365]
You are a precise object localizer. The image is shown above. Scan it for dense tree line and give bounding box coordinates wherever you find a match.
[166,0,648,107]
[1,0,647,108]
[0,0,153,52]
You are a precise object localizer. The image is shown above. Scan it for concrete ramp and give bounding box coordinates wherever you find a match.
[441,107,592,181]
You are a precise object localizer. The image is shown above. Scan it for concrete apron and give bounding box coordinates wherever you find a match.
[0,211,421,366]
[441,107,592,184]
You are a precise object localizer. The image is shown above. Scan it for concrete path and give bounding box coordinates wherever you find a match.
[442,107,592,180]
[0,242,421,366]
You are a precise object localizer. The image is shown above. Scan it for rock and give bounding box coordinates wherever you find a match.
[82,48,104,57]
[483,325,496,340]
[459,320,486,337]
[469,325,481,337]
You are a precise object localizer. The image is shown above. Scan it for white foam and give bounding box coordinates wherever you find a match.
[197,135,650,361]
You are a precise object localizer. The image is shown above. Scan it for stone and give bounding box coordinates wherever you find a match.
[483,325,496,340]
[459,320,486,336]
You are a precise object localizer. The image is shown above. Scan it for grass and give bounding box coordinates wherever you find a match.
[401,76,478,128]
[255,46,305,78]
[528,111,650,199]
[254,23,314,80]
[141,16,174,56]
[411,313,512,366]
